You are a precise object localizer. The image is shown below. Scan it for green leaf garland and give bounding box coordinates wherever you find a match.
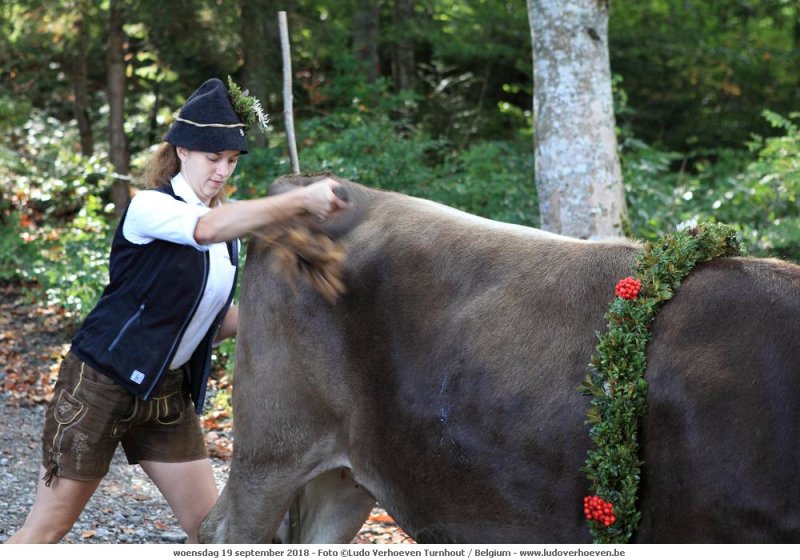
[581,222,744,543]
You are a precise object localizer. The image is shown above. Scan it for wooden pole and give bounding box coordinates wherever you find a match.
[279,11,300,174]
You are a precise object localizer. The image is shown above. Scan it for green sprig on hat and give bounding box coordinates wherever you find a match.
[226,76,269,134]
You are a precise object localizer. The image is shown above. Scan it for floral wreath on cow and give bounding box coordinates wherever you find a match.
[580,222,743,543]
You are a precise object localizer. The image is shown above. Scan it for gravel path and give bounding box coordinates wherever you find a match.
[0,390,413,545]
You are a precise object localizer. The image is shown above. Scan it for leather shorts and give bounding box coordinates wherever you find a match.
[41,351,208,483]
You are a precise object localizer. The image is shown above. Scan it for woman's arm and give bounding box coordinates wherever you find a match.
[215,304,239,344]
[194,177,348,245]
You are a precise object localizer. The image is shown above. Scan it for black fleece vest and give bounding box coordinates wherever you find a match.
[70,184,238,413]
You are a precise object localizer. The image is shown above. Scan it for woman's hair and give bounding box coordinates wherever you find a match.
[141,143,180,188]
[140,142,225,206]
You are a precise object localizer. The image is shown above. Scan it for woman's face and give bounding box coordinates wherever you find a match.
[177,147,240,205]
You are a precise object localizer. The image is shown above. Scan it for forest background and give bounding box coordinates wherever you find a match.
[1,0,799,378]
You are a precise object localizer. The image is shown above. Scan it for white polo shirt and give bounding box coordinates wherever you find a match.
[123,173,237,369]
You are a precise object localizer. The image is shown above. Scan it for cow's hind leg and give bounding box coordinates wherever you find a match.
[280,469,375,543]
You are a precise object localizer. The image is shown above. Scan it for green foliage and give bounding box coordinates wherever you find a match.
[276,0,531,144]
[265,109,537,225]
[299,112,441,194]
[729,111,800,259]
[625,111,800,262]
[3,0,799,158]
[24,194,113,321]
[582,223,744,543]
[230,145,287,198]
[131,0,241,90]
[1,1,73,118]
[611,0,800,152]
[0,207,39,284]
[428,140,538,226]
[212,339,237,378]
[419,0,532,142]
[0,109,115,322]
[311,53,415,116]
[0,93,32,132]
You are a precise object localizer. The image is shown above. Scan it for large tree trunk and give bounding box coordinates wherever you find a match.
[72,1,93,157]
[107,0,130,217]
[391,0,415,92]
[240,0,280,149]
[352,0,381,84]
[528,0,626,239]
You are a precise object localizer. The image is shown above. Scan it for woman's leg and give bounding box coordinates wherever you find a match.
[139,458,218,543]
[6,467,101,543]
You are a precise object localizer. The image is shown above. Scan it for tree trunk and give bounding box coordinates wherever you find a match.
[72,2,93,157]
[146,81,161,146]
[528,0,626,239]
[240,0,279,149]
[352,0,381,84]
[391,0,415,92]
[107,0,130,217]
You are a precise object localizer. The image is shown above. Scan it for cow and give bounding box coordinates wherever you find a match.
[199,174,800,544]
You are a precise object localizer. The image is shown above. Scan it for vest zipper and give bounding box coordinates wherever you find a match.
[108,303,146,352]
[142,252,209,400]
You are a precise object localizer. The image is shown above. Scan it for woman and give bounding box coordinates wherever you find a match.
[7,78,349,543]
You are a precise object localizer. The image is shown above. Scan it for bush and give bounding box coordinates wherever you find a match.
[624,111,800,262]
[726,111,800,260]
[297,111,442,195]
[0,110,115,322]
[229,144,286,199]
[0,206,40,284]
[247,110,537,226]
[22,194,113,321]
[429,140,538,226]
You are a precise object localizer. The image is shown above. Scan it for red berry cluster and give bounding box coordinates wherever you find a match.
[583,495,617,527]
[614,276,641,300]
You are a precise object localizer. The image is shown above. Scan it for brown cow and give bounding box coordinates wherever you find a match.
[200,174,800,543]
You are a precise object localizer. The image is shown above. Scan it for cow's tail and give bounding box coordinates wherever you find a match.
[254,223,347,303]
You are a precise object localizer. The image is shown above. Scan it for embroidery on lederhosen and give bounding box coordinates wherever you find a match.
[43,362,87,486]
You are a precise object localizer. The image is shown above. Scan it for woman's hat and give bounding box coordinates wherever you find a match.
[164,78,249,154]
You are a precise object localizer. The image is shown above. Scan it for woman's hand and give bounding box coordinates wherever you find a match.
[194,178,351,244]
[302,178,351,219]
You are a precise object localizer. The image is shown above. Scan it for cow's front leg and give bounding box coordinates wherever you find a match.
[199,462,302,543]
